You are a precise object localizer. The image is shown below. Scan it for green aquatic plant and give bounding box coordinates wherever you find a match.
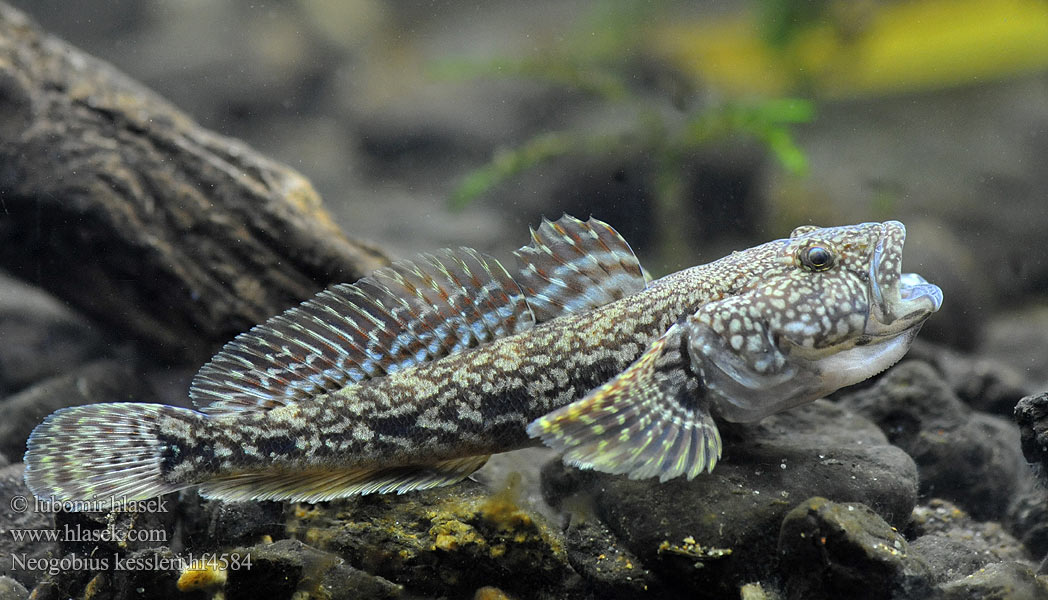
[447,98,813,213]
[434,4,813,196]
[435,1,813,265]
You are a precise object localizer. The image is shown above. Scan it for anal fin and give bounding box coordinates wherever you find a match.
[527,323,721,482]
[197,455,490,503]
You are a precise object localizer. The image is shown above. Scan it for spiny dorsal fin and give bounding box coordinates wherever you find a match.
[190,248,534,416]
[513,215,646,322]
[527,322,721,482]
[197,455,490,502]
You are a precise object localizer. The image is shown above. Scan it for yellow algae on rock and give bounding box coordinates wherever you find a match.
[283,481,571,597]
[176,563,228,592]
[430,519,484,552]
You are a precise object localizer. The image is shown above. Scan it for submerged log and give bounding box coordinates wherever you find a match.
[0,4,388,363]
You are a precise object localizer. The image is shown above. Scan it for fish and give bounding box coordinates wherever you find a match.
[23,216,943,507]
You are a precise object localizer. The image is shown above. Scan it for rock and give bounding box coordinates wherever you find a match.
[179,496,286,550]
[740,582,783,600]
[0,360,152,463]
[907,499,1032,585]
[226,539,401,600]
[937,561,1048,600]
[24,568,93,600]
[907,340,1033,417]
[541,400,919,597]
[473,586,516,600]
[0,274,104,396]
[0,463,56,589]
[561,517,662,599]
[286,480,575,598]
[26,538,401,600]
[923,413,1028,520]
[52,494,178,559]
[837,361,970,447]
[778,497,933,600]
[30,546,182,600]
[0,576,27,600]
[1015,392,1048,478]
[103,547,184,599]
[1007,488,1048,560]
[838,361,1028,521]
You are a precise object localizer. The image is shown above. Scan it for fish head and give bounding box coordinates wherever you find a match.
[690,221,943,422]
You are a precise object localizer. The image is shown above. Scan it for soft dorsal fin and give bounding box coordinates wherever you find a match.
[513,215,646,322]
[190,248,535,416]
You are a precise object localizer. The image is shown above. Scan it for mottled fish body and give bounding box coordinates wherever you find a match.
[24,217,943,506]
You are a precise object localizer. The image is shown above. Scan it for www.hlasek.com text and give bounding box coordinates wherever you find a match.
[9,523,168,544]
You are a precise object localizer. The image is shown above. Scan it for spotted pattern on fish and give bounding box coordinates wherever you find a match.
[23,217,942,507]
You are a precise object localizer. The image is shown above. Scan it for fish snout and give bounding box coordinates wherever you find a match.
[867,221,942,335]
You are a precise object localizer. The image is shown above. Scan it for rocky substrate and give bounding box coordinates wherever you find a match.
[2,278,1046,600]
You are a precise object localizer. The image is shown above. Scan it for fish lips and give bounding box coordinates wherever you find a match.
[867,221,943,338]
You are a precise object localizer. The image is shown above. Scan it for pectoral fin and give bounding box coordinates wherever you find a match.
[527,323,721,482]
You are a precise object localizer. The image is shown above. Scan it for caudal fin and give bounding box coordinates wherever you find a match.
[24,403,205,507]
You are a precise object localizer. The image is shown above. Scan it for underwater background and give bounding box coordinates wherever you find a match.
[0,1,1047,598]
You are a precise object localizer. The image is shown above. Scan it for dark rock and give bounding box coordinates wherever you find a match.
[0,274,105,396]
[0,360,152,463]
[26,539,399,600]
[561,516,662,599]
[21,547,185,599]
[103,546,184,599]
[226,539,401,600]
[837,361,970,447]
[739,582,784,600]
[907,340,1033,417]
[937,561,1048,600]
[0,576,27,600]
[180,497,286,551]
[1015,392,1048,477]
[0,463,56,589]
[778,497,933,600]
[541,400,919,597]
[52,494,178,559]
[286,480,575,598]
[25,566,93,600]
[907,499,1032,585]
[838,361,1028,520]
[1007,488,1048,560]
[473,586,515,600]
[918,413,1027,520]
[32,546,184,600]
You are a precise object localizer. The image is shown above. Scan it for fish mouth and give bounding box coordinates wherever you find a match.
[866,221,943,339]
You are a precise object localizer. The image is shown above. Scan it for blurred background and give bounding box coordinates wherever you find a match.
[10,0,1048,376]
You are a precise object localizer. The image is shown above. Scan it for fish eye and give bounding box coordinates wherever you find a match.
[800,245,835,271]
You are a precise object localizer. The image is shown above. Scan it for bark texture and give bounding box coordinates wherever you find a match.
[0,4,389,362]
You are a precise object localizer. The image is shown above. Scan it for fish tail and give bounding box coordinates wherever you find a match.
[24,403,206,507]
